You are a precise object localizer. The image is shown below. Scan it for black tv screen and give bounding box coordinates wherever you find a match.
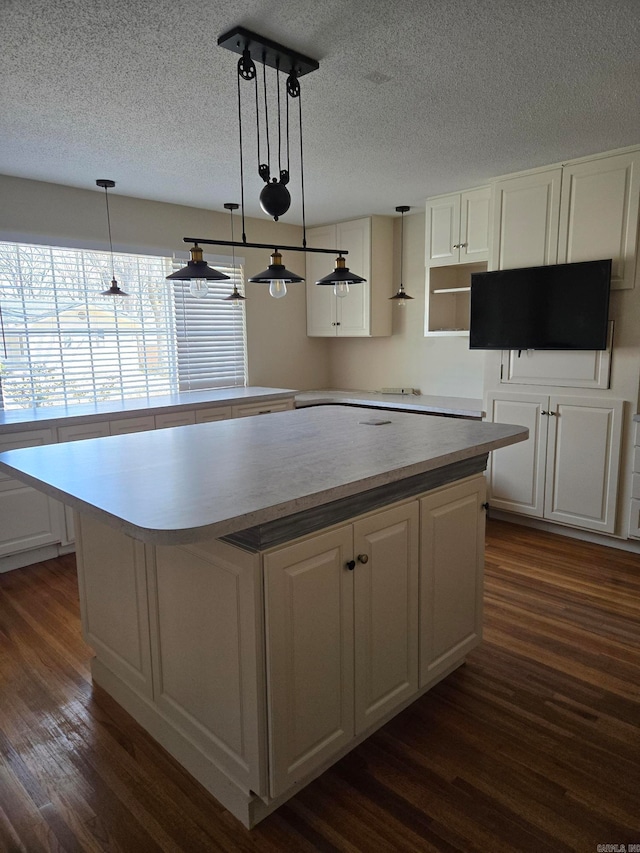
[469,259,612,350]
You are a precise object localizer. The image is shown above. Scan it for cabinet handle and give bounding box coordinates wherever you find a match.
[481,501,490,511]
[346,560,356,571]
[452,243,460,249]
[548,411,557,416]
[460,242,468,248]
[357,553,369,564]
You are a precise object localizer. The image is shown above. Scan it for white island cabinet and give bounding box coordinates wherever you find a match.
[0,406,526,828]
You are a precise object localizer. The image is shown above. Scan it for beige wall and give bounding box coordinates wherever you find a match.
[0,174,331,391]
[327,212,485,398]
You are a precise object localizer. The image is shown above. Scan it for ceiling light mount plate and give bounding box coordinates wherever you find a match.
[96,179,116,189]
[218,26,319,77]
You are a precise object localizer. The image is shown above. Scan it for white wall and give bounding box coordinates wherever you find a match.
[327,212,485,398]
[0,175,332,392]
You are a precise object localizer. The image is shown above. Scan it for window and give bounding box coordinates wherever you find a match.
[0,241,246,409]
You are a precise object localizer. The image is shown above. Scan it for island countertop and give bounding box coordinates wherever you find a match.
[0,406,527,545]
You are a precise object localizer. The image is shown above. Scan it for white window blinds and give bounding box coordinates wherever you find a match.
[0,241,246,409]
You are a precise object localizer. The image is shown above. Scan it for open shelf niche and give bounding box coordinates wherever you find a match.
[424,261,487,336]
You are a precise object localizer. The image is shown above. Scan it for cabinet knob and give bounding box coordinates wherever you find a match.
[481,502,490,511]
[452,243,460,249]
[357,553,369,564]
[346,560,356,571]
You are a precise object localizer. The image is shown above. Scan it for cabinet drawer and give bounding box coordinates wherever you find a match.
[232,400,293,418]
[57,422,111,443]
[109,415,156,435]
[155,412,196,430]
[194,406,233,423]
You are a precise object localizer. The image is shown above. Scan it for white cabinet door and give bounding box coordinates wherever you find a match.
[306,217,392,337]
[353,502,419,735]
[264,526,355,798]
[426,188,490,267]
[335,218,371,337]
[419,476,486,687]
[0,429,62,557]
[486,392,548,517]
[460,187,491,263]
[544,396,623,533]
[491,169,562,270]
[426,194,461,266]
[306,224,338,336]
[487,392,623,534]
[558,151,640,290]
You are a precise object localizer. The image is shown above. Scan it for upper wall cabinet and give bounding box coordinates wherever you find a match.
[306,216,393,337]
[491,169,562,271]
[491,150,640,289]
[426,187,491,267]
[557,151,640,290]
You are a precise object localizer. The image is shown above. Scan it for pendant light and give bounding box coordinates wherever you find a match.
[248,250,304,299]
[315,254,366,298]
[96,179,128,298]
[222,203,246,304]
[166,242,231,296]
[389,205,414,305]
[175,28,348,300]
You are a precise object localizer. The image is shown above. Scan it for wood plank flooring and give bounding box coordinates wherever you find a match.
[1,520,639,852]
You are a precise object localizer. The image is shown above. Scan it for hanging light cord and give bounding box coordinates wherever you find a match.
[0,301,7,359]
[262,56,270,178]
[296,81,307,247]
[400,210,405,289]
[276,60,282,180]
[237,67,248,243]
[102,185,116,280]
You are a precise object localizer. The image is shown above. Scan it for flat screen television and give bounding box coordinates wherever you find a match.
[469,259,612,350]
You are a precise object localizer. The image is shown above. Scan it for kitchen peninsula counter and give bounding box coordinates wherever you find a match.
[296,389,484,419]
[0,406,527,828]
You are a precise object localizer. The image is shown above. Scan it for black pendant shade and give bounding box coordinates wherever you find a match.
[315,255,366,285]
[248,251,304,284]
[167,244,231,282]
[102,278,129,297]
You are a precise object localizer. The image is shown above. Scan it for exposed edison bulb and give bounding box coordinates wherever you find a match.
[396,298,407,308]
[334,282,350,298]
[269,280,288,299]
[189,278,209,298]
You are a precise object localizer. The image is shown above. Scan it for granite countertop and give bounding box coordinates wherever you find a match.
[0,387,297,432]
[0,406,526,545]
[295,390,484,419]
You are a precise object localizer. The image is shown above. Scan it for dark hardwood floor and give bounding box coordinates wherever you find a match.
[1,519,639,852]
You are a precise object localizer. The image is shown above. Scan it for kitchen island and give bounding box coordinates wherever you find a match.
[0,406,527,827]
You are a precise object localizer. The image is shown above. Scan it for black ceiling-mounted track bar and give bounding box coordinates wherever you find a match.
[217,26,319,77]
[183,237,347,255]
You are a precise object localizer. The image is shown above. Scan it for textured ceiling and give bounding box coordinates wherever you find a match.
[1,0,639,225]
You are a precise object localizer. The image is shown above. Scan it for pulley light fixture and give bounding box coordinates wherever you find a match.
[169,27,363,298]
[389,205,414,306]
[96,179,128,298]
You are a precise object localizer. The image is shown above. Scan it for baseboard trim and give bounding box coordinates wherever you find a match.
[489,510,640,554]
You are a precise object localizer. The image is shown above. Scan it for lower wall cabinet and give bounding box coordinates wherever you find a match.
[0,429,63,560]
[74,473,486,826]
[0,396,294,569]
[486,392,623,533]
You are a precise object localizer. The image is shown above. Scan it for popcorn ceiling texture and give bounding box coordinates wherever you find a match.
[1,0,638,224]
